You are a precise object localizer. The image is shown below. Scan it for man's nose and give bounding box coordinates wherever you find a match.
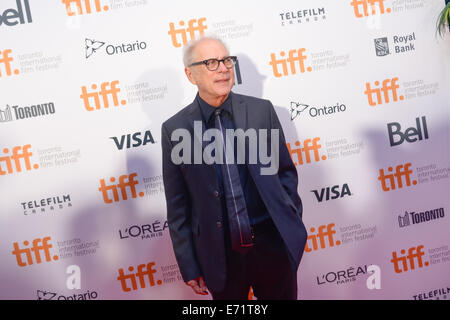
[217,60,229,72]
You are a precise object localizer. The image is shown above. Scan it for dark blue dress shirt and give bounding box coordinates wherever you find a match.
[197,93,269,226]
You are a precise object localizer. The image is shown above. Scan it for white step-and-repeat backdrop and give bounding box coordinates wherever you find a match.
[1,0,449,300]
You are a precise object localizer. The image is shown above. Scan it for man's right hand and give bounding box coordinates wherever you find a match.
[186,276,208,295]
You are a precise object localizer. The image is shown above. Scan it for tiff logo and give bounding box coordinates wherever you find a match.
[391,245,429,274]
[12,236,59,267]
[378,163,417,192]
[364,77,404,106]
[80,80,126,111]
[350,0,391,18]
[305,223,341,252]
[61,0,109,16]
[0,49,20,78]
[117,262,161,292]
[0,144,39,175]
[168,18,207,48]
[269,49,312,78]
[98,172,144,204]
[287,138,327,166]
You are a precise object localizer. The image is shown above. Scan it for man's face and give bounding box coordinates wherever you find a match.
[185,39,235,104]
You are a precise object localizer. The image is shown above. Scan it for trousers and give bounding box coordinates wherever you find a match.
[211,218,298,300]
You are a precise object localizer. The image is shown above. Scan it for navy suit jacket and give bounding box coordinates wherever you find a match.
[161,91,307,293]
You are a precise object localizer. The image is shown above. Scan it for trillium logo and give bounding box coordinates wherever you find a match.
[290,101,309,120]
[85,38,105,58]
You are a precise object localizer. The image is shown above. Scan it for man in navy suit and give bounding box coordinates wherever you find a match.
[161,36,307,300]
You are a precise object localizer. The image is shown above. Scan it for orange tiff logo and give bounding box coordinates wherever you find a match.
[168,18,207,48]
[378,163,417,192]
[391,245,429,274]
[0,49,20,78]
[286,138,327,166]
[350,0,391,18]
[80,80,126,111]
[0,145,39,175]
[305,223,341,253]
[98,172,144,204]
[61,0,109,16]
[117,262,161,292]
[269,49,312,78]
[12,236,59,267]
[365,77,404,106]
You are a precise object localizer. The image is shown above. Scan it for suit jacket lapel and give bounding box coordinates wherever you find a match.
[230,91,248,132]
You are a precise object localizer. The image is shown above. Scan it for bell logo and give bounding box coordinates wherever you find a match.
[0,49,20,78]
[0,0,32,27]
[98,172,144,204]
[269,49,312,78]
[378,163,417,192]
[305,223,341,252]
[168,18,207,48]
[387,116,429,147]
[61,0,109,16]
[364,77,404,106]
[11,236,59,267]
[390,245,429,274]
[0,144,39,175]
[286,137,327,166]
[80,80,126,111]
[117,262,161,292]
[350,0,391,18]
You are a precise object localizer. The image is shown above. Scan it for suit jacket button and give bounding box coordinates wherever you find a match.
[217,221,222,228]
[214,190,219,198]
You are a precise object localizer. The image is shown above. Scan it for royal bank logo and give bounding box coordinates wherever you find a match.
[374,37,389,56]
[85,38,148,59]
[375,33,417,57]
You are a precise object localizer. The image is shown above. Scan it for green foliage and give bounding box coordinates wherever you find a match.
[436,3,450,38]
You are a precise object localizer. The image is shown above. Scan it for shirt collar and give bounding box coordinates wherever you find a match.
[197,92,233,124]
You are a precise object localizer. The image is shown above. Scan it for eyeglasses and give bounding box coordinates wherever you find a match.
[189,56,237,71]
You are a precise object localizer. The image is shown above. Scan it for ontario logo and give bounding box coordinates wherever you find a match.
[85,38,148,59]
[37,289,98,300]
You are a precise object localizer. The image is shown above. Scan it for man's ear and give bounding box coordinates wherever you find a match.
[185,67,197,85]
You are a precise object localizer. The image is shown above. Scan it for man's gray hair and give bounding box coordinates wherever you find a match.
[182,35,230,67]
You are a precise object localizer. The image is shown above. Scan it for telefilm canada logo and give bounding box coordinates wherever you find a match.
[85,38,148,58]
[279,7,326,26]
